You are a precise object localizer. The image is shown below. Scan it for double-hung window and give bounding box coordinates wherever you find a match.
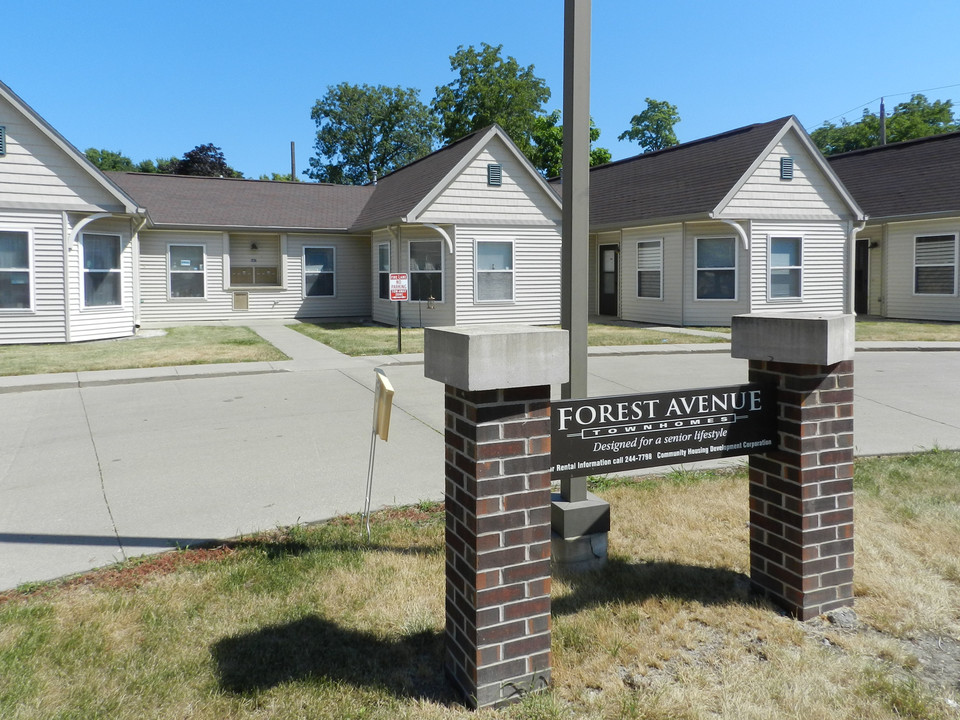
[476,240,513,302]
[769,236,802,299]
[0,230,31,310]
[637,239,662,299]
[914,234,957,295]
[378,243,390,300]
[169,245,205,298]
[303,247,335,297]
[82,233,122,307]
[695,237,737,300]
[409,241,442,302]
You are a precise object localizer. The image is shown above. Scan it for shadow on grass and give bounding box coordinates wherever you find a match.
[211,615,456,704]
[552,557,767,616]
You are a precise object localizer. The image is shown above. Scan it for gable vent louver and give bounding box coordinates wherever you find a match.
[487,163,503,186]
[780,157,794,180]
[0,126,5,156]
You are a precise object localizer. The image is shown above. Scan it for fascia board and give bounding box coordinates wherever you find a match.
[0,81,141,216]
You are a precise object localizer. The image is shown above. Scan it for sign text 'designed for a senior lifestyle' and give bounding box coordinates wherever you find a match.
[550,383,778,479]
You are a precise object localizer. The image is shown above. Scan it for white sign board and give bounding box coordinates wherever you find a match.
[389,273,409,301]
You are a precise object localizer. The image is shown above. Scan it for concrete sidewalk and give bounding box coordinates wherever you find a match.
[1,324,958,592]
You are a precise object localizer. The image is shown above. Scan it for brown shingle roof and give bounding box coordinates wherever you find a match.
[554,117,792,229]
[827,131,960,220]
[350,127,492,231]
[107,172,374,231]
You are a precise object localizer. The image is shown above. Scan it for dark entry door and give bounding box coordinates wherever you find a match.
[599,244,619,316]
[855,239,869,315]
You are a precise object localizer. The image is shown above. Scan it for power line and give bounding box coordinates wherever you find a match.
[820,82,960,125]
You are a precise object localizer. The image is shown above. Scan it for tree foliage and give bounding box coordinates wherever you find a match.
[812,94,958,155]
[171,143,243,178]
[530,110,611,178]
[618,98,681,152]
[306,82,438,185]
[433,43,551,159]
[85,148,136,172]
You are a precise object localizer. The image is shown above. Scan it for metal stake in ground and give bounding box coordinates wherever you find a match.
[362,369,395,540]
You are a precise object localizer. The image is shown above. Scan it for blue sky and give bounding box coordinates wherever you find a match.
[5,1,959,179]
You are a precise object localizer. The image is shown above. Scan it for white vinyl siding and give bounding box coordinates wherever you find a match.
[168,244,205,299]
[137,231,371,325]
[913,234,957,295]
[769,236,802,300]
[720,132,851,221]
[417,136,561,226]
[749,222,845,315]
[475,240,514,302]
[0,230,32,310]
[409,240,443,302]
[68,218,136,342]
[303,246,335,297]
[636,239,663,299]
[619,226,683,325]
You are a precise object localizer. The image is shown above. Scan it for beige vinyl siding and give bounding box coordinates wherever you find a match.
[68,217,136,341]
[0,96,123,212]
[417,136,561,226]
[748,221,846,315]
[883,219,960,321]
[683,222,751,326]
[371,229,397,325]
[0,210,67,343]
[619,225,684,325]
[721,132,850,221]
[454,225,561,325]
[138,231,371,326]
[371,226,455,327]
[868,235,884,316]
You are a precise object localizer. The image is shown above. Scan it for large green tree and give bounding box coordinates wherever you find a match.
[812,94,958,155]
[618,98,681,152]
[530,110,612,178]
[306,82,438,185]
[84,148,137,172]
[433,43,551,159]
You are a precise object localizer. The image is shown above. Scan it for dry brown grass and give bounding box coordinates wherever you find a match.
[2,457,959,719]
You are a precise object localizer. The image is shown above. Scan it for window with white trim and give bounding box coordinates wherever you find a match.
[0,230,31,310]
[82,233,122,307]
[409,240,442,302]
[303,246,335,297]
[769,236,802,299]
[476,240,513,302]
[169,244,205,298]
[637,239,662,299]
[378,243,390,300]
[914,234,957,295]
[695,237,737,300]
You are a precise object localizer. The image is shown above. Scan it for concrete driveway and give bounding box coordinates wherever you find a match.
[1,325,958,591]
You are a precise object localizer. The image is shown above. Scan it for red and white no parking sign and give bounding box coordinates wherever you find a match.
[389,273,408,301]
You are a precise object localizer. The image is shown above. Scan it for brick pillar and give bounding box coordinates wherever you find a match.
[731,313,856,621]
[443,385,553,708]
[424,325,568,709]
[747,360,854,620]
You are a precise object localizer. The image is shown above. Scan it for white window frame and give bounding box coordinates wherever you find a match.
[636,239,663,300]
[0,229,33,312]
[378,242,391,300]
[695,236,738,301]
[303,246,336,298]
[475,239,515,303]
[409,240,444,303]
[167,244,206,300]
[768,236,803,301]
[913,233,958,296]
[81,232,123,308]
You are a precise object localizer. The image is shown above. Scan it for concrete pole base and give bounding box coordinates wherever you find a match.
[551,531,608,573]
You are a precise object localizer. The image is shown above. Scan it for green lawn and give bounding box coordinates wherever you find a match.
[2,451,958,719]
[0,326,288,376]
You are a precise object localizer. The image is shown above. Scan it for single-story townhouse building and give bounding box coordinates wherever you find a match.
[2,78,867,343]
[555,116,865,327]
[828,131,960,322]
[0,79,562,344]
